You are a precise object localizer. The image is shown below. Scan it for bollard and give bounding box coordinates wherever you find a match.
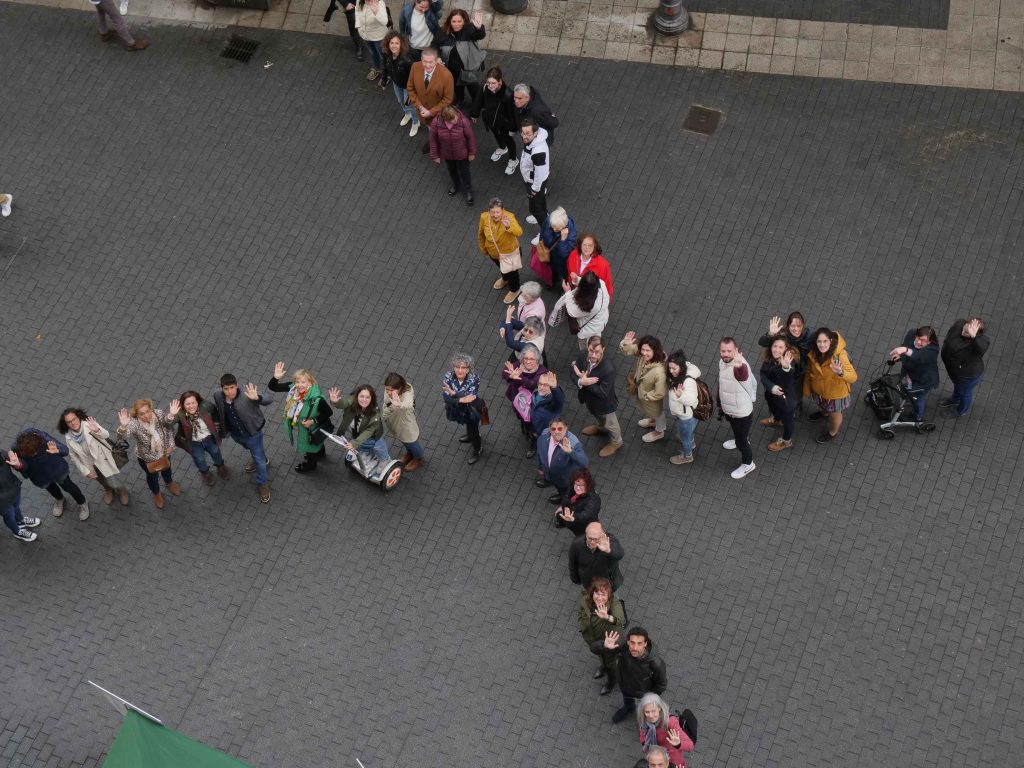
[652,0,689,35]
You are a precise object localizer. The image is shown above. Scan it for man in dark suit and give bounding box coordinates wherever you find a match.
[536,416,588,504]
[407,47,454,153]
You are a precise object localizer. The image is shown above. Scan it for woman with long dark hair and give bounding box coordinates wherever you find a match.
[471,65,519,175]
[760,337,802,452]
[619,331,668,442]
[553,271,610,350]
[329,384,390,464]
[666,350,701,465]
[437,8,486,105]
[58,408,129,506]
[166,390,228,486]
[804,328,858,444]
[383,373,425,472]
[380,32,420,137]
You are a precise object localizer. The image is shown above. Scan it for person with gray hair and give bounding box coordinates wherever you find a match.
[516,281,547,325]
[636,693,695,768]
[442,353,484,464]
[512,83,559,144]
[502,343,548,455]
[537,206,577,286]
[501,306,546,362]
[644,745,671,768]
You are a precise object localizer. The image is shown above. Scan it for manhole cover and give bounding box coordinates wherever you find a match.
[221,35,259,63]
[683,105,723,136]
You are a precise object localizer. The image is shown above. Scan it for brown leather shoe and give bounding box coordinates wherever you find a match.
[166,481,181,496]
[119,488,130,506]
[100,31,115,41]
[258,484,271,503]
[760,417,780,427]
[398,452,412,465]
[201,471,215,487]
[103,488,115,505]
[127,39,150,51]
[216,464,230,480]
[581,424,606,436]
[599,441,623,458]
[153,493,164,509]
[403,458,423,472]
[767,438,793,452]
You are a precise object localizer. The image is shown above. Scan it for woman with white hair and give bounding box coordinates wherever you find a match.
[500,306,546,362]
[537,206,577,287]
[516,281,546,324]
[636,693,695,768]
[442,352,484,464]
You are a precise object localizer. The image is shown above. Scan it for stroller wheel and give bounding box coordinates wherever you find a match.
[916,422,936,434]
[880,428,896,440]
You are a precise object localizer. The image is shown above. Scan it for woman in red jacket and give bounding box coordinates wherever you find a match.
[636,693,695,768]
[566,233,614,300]
[429,105,476,205]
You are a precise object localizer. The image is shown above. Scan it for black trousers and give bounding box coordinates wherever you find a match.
[490,126,516,154]
[526,185,548,222]
[445,159,473,194]
[726,414,754,464]
[465,420,481,450]
[45,474,86,504]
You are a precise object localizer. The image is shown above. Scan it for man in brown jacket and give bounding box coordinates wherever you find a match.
[407,48,454,153]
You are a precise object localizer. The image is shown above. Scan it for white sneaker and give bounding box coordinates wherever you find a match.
[731,462,756,479]
[79,502,91,521]
[526,215,538,225]
[490,146,508,162]
[400,114,412,127]
[505,157,519,176]
[52,498,64,517]
[119,0,128,13]
[22,516,41,528]
[409,123,420,137]
[723,439,737,450]
[0,194,11,217]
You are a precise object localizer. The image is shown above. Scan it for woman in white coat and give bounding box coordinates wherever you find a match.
[551,271,610,350]
[57,408,130,506]
[666,351,701,466]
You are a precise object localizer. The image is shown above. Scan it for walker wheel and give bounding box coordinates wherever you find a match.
[917,422,936,433]
[381,465,402,491]
[880,429,896,440]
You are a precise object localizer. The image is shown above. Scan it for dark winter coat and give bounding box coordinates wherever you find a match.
[559,490,601,536]
[540,214,576,277]
[438,24,486,84]
[531,386,565,436]
[502,364,548,404]
[898,330,941,391]
[213,388,272,438]
[760,357,802,412]
[569,532,624,590]
[514,86,559,143]
[381,49,414,88]
[590,638,668,697]
[575,349,619,416]
[941,320,990,382]
[11,430,71,487]
[471,82,517,132]
[758,327,814,359]
[0,462,23,506]
[428,111,477,161]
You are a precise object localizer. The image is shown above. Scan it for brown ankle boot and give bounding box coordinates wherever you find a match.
[153,493,164,509]
[166,481,181,496]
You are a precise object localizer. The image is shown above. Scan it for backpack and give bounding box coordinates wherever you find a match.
[686,376,714,421]
[675,708,699,745]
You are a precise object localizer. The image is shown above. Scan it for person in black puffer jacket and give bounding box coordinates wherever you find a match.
[555,467,601,534]
[380,31,421,138]
[593,626,668,725]
[940,316,990,416]
[471,65,520,176]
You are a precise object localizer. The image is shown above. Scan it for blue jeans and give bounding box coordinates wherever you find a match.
[393,82,418,123]
[1,489,25,534]
[230,431,268,485]
[357,437,391,464]
[950,375,983,415]
[402,439,424,460]
[363,38,383,69]
[675,416,697,457]
[138,457,173,495]
[909,386,934,421]
[189,436,224,473]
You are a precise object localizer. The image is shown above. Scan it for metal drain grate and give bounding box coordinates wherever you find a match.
[683,105,723,136]
[221,35,259,63]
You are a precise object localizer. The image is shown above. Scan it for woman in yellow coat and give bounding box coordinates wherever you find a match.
[477,196,523,304]
[804,327,858,444]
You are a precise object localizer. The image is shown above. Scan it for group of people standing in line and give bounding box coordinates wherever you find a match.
[327,0,560,216]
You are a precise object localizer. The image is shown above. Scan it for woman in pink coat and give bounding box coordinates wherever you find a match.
[429,105,476,205]
[636,693,695,768]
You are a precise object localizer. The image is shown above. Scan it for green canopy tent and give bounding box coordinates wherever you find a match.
[91,682,254,768]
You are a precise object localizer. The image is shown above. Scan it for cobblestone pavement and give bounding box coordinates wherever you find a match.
[1,6,1022,768]
[5,0,1024,91]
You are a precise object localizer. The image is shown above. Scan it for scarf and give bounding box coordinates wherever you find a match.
[642,721,659,752]
[142,417,163,455]
[186,411,204,438]
[68,427,88,445]
[285,387,308,426]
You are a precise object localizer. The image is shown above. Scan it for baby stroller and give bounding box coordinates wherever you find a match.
[864,360,936,439]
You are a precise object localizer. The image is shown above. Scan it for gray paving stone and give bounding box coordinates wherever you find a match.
[0,4,1021,768]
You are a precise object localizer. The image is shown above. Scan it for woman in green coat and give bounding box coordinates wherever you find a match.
[268,362,333,473]
[328,384,390,464]
[576,576,627,696]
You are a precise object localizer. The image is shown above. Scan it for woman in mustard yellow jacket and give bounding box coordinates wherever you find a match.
[804,328,858,444]
[477,197,523,304]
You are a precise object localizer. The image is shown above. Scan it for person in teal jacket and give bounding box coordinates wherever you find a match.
[268,363,333,473]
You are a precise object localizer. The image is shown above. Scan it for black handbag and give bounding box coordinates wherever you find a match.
[307,399,335,446]
[98,434,131,469]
